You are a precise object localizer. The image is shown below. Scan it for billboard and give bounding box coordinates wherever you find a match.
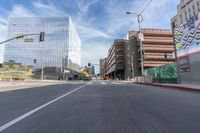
[174,13,200,58]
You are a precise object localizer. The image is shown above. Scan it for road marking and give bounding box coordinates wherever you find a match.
[101,82,106,85]
[86,82,93,85]
[112,82,123,85]
[0,84,85,132]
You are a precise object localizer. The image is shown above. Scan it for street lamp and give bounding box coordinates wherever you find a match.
[126,11,144,76]
[126,0,152,77]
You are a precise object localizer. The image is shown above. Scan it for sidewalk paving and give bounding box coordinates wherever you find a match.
[0,81,65,93]
[141,83,200,92]
[113,80,200,92]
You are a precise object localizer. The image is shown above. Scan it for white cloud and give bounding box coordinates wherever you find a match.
[32,1,66,16]
[9,5,36,17]
[77,25,113,39]
[76,0,99,13]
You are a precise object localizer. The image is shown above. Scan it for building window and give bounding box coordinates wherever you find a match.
[188,8,191,13]
[192,5,196,16]
[188,8,192,18]
[192,5,195,10]
[193,11,196,16]
[197,1,200,11]
[185,11,187,17]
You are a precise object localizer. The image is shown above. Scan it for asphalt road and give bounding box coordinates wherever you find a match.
[0,81,200,133]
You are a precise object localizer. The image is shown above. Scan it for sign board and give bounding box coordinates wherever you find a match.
[165,53,175,59]
[137,33,144,41]
[24,38,34,43]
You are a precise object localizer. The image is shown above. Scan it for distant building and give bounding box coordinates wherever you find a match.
[4,17,81,79]
[128,29,175,77]
[171,0,200,26]
[99,58,106,79]
[171,0,200,84]
[106,39,128,80]
[86,66,95,76]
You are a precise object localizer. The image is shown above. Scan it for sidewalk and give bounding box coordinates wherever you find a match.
[0,81,65,93]
[140,83,200,92]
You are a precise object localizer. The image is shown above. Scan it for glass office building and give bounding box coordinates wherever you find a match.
[0,18,7,62]
[4,17,81,72]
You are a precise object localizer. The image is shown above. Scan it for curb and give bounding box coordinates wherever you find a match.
[136,83,200,93]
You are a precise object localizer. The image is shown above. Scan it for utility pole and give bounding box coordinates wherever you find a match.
[41,64,44,80]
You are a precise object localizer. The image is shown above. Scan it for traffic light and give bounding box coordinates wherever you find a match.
[88,63,91,66]
[39,32,45,42]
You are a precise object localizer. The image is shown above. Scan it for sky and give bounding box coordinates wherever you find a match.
[0,0,179,72]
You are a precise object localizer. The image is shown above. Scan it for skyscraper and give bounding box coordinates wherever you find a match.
[4,17,81,72]
[0,18,7,63]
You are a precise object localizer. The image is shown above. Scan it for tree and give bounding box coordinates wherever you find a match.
[12,64,19,70]
[2,65,9,71]
[80,71,89,78]
[22,64,27,71]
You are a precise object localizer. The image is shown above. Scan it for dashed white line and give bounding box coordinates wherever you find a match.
[0,84,85,132]
[101,82,106,85]
[86,82,93,85]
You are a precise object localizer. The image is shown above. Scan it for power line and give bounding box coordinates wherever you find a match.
[139,0,153,15]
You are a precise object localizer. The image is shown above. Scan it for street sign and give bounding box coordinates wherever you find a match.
[24,38,34,43]
[165,53,175,59]
[137,33,144,41]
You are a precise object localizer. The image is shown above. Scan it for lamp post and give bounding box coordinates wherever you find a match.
[126,12,144,76]
[126,0,152,77]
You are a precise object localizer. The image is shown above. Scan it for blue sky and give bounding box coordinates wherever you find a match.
[0,0,179,71]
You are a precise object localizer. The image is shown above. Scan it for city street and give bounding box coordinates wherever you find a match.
[0,81,200,133]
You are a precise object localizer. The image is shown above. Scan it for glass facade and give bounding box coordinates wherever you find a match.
[0,18,7,61]
[4,17,81,71]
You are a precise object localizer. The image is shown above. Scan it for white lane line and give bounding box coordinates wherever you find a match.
[0,84,85,132]
[86,82,93,85]
[101,82,106,85]
[112,82,123,85]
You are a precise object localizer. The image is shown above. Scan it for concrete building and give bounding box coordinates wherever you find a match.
[106,39,128,80]
[99,58,106,79]
[171,0,200,26]
[88,66,95,76]
[4,17,81,79]
[171,0,200,84]
[128,29,175,77]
